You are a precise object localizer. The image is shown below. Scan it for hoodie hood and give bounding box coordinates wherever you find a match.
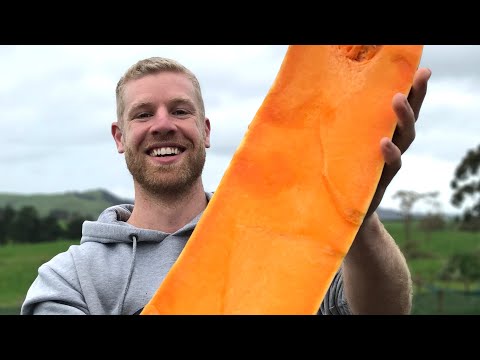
[81,204,170,245]
[81,191,214,245]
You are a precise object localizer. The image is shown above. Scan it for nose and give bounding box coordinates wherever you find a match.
[149,110,177,135]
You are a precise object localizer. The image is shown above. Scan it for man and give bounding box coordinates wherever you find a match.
[21,55,431,315]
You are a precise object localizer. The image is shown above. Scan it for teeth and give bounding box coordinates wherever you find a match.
[150,147,180,156]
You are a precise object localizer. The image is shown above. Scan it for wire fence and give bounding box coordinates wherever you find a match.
[412,285,480,314]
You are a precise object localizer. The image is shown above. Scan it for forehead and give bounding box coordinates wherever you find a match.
[123,72,196,108]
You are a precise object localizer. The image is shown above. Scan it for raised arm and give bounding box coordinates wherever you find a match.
[342,68,431,315]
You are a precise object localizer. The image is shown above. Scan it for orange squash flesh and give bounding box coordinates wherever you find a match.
[141,45,424,315]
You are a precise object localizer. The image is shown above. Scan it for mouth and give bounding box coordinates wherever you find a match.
[146,145,186,158]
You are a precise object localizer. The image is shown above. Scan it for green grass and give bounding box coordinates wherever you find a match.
[384,220,480,279]
[383,220,480,314]
[0,240,78,314]
[412,289,480,315]
[2,220,480,315]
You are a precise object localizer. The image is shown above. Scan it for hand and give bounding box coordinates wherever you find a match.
[366,67,432,217]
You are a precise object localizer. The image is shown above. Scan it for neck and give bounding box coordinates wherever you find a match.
[127,180,208,233]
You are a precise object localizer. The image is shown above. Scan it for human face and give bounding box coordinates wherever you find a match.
[112,72,211,196]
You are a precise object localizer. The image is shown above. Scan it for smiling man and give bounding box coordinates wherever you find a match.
[20,55,430,315]
[113,68,211,233]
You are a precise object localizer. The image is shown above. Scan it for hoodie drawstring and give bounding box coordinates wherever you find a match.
[119,234,137,315]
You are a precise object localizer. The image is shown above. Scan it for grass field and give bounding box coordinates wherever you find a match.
[383,220,480,314]
[0,240,77,314]
[1,220,479,315]
[383,220,480,280]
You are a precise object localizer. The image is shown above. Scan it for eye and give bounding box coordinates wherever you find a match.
[136,112,152,119]
[172,109,190,116]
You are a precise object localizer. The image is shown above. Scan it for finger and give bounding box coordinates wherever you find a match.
[392,93,416,154]
[379,137,402,187]
[407,67,432,120]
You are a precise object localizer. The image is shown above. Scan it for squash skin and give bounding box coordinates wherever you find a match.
[141,45,424,315]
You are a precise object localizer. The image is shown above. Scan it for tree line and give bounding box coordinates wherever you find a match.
[393,142,480,233]
[451,143,480,231]
[0,205,93,245]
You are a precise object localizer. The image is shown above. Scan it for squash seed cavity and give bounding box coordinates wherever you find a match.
[338,45,382,62]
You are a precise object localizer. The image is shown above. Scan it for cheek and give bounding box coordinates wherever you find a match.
[124,127,144,147]
[192,124,207,142]
[178,124,200,143]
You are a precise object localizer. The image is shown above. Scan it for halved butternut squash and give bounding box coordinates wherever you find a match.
[141,45,424,314]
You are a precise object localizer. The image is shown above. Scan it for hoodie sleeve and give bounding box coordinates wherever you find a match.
[318,267,351,315]
[20,250,89,315]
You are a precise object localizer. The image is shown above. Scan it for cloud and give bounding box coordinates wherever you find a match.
[420,45,480,80]
[0,45,478,217]
[412,79,480,162]
[382,153,460,214]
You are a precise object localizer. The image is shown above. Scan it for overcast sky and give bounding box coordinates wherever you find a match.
[0,45,478,215]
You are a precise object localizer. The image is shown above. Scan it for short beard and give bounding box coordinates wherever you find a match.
[125,143,206,198]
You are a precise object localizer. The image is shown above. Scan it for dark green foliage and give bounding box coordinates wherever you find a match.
[0,189,131,245]
[0,205,16,245]
[38,214,64,243]
[0,189,133,219]
[49,208,71,221]
[10,206,41,244]
[64,214,94,240]
[451,144,480,230]
[440,251,480,292]
[0,206,93,245]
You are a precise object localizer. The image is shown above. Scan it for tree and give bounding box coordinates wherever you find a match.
[439,251,480,292]
[10,206,41,243]
[49,208,71,221]
[64,213,94,240]
[38,214,64,242]
[0,205,16,245]
[393,190,439,256]
[451,144,480,231]
[417,193,446,241]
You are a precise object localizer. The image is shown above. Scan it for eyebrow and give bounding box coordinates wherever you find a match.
[126,101,152,118]
[126,97,196,118]
[170,97,196,109]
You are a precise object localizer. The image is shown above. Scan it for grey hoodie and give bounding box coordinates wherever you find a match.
[21,192,350,315]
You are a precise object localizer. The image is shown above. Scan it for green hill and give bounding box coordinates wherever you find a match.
[0,188,422,222]
[0,189,133,219]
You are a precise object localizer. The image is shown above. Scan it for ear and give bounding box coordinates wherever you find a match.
[204,118,211,148]
[111,122,125,153]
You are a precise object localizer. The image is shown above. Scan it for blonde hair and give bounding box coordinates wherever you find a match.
[115,57,205,126]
